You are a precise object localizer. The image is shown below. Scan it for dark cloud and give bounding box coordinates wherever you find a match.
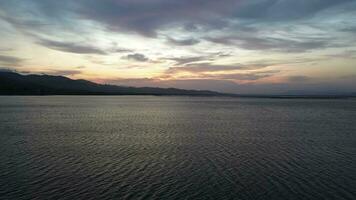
[0,1,81,40]
[167,37,200,46]
[76,0,352,36]
[341,27,356,33]
[0,0,354,62]
[73,0,235,37]
[0,0,355,95]
[123,53,149,62]
[232,0,353,20]
[35,38,132,56]
[0,14,50,31]
[37,38,107,55]
[0,55,24,66]
[206,35,329,52]
[1,0,352,38]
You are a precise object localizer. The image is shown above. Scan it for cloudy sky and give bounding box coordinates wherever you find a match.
[0,0,356,94]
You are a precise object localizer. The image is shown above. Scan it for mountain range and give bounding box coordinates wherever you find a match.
[0,71,226,96]
[1,71,355,98]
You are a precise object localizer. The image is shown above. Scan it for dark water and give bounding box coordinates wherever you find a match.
[0,96,356,200]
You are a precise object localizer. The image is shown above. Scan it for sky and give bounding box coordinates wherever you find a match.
[0,0,356,94]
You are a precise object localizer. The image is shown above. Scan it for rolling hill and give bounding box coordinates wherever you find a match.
[0,71,226,96]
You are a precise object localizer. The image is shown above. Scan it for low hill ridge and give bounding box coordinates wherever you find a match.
[0,71,226,96]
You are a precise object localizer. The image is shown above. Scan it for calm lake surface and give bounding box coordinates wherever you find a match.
[0,96,356,200]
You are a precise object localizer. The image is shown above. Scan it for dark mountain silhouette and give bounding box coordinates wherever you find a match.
[0,71,227,96]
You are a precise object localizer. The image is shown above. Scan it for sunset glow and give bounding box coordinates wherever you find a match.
[1,0,356,94]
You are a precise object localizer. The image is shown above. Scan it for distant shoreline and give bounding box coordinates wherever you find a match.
[0,94,354,99]
[1,71,355,99]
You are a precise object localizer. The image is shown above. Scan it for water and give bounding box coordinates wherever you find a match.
[0,96,356,200]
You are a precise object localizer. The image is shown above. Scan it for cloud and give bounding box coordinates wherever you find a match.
[2,0,352,38]
[73,0,235,37]
[109,42,133,53]
[0,55,24,66]
[165,52,232,66]
[167,63,243,73]
[1,0,356,95]
[1,0,354,56]
[42,69,82,76]
[341,26,356,33]
[123,53,149,62]
[206,35,329,52]
[111,48,133,53]
[207,72,276,81]
[166,37,200,46]
[325,50,356,59]
[0,48,14,52]
[79,0,353,37]
[232,0,353,21]
[37,38,107,55]
[166,62,269,73]
[286,76,311,82]
[35,38,132,55]
[161,62,278,82]
[166,56,212,65]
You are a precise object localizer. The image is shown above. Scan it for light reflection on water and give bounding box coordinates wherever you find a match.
[0,96,356,199]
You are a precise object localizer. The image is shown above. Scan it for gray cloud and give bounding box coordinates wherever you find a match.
[325,50,356,59]
[166,52,232,66]
[161,61,279,82]
[43,70,82,76]
[232,0,353,21]
[109,42,133,53]
[207,73,275,81]
[167,56,212,65]
[73,0,234,37]
[167,64,243,73]
[166,62,270,74]
[37,38,107,55]
[112,48,133,53]
[0,48,14,52]
[0,55,24,66]
[341,27,356,33]
[287,76,311,82]
[206,35,329,52]
[123,53,149,62]
[1,0,352,38]
[1,0,354,60]
[76,0,353,37]
[167,37,200,46]
[167,63,270,74]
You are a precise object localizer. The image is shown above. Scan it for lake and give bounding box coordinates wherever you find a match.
[0,96,355,200]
